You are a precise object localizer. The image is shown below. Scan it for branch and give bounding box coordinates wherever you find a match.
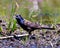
[0,34,29,40]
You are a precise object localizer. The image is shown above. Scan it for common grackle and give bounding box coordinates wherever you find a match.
[15,14,55,35]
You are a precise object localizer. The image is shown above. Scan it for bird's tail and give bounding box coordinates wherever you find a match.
[40,27,55,30]
[38,27,55,30]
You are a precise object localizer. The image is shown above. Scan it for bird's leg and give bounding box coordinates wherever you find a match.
[28,30,32,39]
[28,30,36,39]
[29,31,36,39]
[29,31,31,35]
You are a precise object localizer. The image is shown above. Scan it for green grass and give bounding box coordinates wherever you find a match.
[0,26,2,32]
[7,0,17,32]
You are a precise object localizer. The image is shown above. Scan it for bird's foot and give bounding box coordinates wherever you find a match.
[29,34,36,40]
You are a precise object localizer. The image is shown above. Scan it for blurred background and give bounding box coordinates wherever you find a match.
[0,0,60,24]
[0,1,60,48]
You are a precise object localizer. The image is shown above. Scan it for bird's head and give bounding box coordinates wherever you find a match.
[15,14,24,23]
[15,14,24,20]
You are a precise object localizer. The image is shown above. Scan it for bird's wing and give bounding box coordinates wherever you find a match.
[24,19,55,30]
[24,20,41,28]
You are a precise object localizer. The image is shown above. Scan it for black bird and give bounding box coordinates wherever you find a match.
[15,14,55,35]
